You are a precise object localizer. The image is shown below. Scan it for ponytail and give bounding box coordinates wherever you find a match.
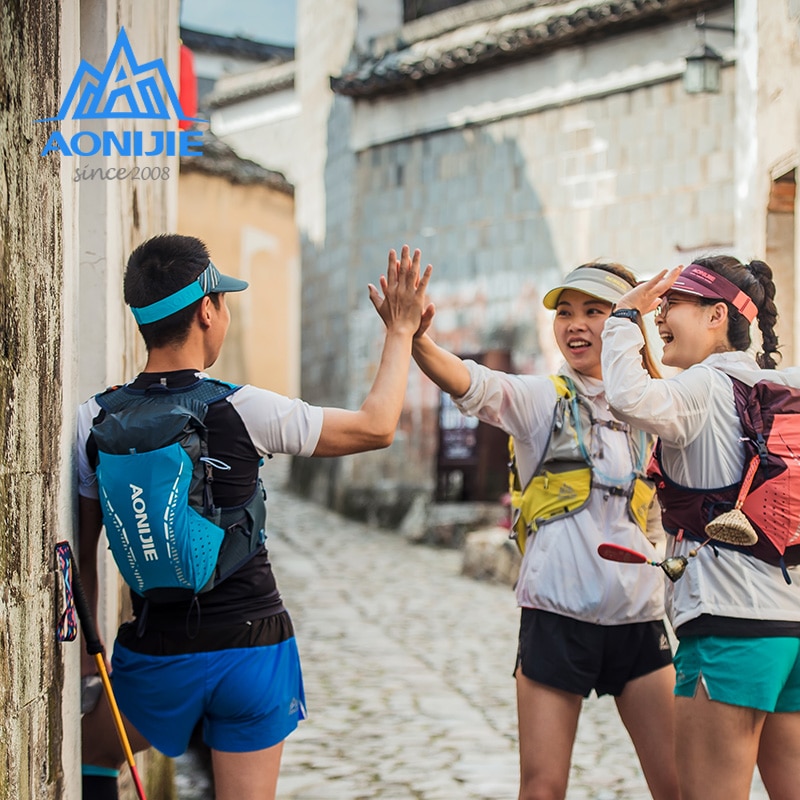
[691,255,781,369]
[746,260,780,369]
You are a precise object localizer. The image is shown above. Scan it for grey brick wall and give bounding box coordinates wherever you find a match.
[297,67,736,512]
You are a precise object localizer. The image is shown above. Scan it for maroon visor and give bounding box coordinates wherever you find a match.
[671,264,758,323]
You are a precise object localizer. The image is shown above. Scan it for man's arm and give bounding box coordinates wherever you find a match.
[312,245,431,457]
[367,257,471,398]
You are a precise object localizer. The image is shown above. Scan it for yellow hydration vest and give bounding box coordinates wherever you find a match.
[509,375,656,555]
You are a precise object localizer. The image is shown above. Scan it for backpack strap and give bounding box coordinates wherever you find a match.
[508,374,573,492]
[90,379,240,471]
[508,374,590,553]
[95,377,239,413]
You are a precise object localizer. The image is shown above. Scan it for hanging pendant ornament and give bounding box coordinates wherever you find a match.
[597,530,733,583]
[658,555,689,582]
[598,459,759,582]
[704,456,760,547]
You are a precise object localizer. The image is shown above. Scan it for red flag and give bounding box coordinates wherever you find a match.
[179,43,198,130]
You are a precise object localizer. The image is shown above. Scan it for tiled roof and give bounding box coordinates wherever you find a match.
[205,61,296,109]
[180,132,294,194]
[180,26,294,62]
[331,0,731,97]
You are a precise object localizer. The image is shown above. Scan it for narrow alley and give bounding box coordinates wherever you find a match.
[177,455,770,799]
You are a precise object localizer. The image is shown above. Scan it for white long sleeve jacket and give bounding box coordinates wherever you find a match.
[601,318,800,632]
[453,360,666,625]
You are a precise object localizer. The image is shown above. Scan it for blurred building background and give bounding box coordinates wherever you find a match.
[178,134,300,397]
[195,0,800,522]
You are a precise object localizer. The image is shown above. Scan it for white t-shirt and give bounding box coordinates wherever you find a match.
[77,377,324,500]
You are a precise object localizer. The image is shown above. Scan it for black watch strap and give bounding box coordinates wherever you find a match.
[610,308,640,322]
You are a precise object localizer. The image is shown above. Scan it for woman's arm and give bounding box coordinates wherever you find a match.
[367,260,470,397]
[410,333,471,397]
[601,315,711,447]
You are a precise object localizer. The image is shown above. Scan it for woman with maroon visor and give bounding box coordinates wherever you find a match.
[600,256,800,800]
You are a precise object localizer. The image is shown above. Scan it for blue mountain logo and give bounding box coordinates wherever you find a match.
[37,28,202,123]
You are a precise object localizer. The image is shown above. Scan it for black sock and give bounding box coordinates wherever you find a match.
[82,774,119,800]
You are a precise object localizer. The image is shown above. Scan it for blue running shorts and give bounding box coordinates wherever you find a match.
[674,635,800,712]
[110,636,306,756]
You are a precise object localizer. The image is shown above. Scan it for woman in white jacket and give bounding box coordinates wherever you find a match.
[371,262,679,800]
[601,256,800,800]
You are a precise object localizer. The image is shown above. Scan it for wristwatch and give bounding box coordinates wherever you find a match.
[610,307,640,322]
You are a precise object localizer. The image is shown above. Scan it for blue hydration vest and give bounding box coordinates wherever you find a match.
[90,378,267,601]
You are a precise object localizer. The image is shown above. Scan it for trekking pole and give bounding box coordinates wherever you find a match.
[56,541,148,800]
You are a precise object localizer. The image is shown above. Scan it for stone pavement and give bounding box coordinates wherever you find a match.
[253,457,769,800]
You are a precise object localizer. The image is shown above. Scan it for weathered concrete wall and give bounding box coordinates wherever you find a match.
[1,1,180,797]
[70,2,180,797]
[221,2,800,525]
[342,69,736,488]
[222,1,743,516]
[0,2,66,798]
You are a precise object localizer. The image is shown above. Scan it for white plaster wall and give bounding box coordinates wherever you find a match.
[76,0,180,659]
[735,0,763,261]
[191,50,269,81]
[295,0,358,244]
[210,87,302,182]
[64,3,179,791]
[215,0,354,241]
[355,0,403,50]
[758,0,800,355]
[735,0,800,357]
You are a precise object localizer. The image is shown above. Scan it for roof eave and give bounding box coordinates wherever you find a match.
[331,0,732,99]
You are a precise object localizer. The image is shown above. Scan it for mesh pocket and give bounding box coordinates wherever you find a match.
[97,443,225,594]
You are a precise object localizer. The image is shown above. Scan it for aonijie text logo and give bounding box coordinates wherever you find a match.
[37,28,204,160]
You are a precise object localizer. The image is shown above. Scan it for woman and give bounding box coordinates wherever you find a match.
[601,256,800,800]
[371,262,679,800]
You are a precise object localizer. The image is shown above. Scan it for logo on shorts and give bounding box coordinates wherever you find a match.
[288,698,299,715]
[659,633,670,651]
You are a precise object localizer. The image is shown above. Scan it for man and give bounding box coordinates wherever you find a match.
[78,234,431,800]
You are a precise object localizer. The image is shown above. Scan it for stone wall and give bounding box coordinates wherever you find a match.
[274,4,739,514]
[1,2,180,797]
[0,2,66,798]
[327,69,736,495]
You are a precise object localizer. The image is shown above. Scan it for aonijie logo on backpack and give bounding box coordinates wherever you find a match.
[90,378,267,600]
[129,485,158,561]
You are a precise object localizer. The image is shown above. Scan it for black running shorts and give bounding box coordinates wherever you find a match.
[515,608,673,697]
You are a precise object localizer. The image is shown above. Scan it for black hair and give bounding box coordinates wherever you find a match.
[124,234,219,350]
[691,255,780,369]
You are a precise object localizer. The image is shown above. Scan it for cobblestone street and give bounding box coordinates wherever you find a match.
[178,455,770,799]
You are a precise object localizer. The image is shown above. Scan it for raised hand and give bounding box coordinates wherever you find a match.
[615,266,683,315]
[369,245,435,337]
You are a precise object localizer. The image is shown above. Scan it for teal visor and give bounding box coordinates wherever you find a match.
[130,261,248,324]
